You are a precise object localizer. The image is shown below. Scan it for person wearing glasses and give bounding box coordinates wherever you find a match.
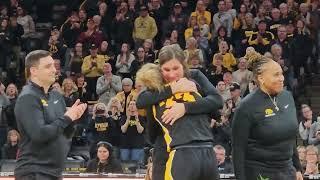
[86,141,123,173]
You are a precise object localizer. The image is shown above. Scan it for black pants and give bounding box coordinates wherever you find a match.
[245,165,296,180]
[15,173,61,180]
[152,146,168,180]
[165,147,219,180]
[85,76,99,101]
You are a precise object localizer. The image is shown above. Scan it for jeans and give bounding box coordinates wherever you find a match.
[120,148,144,163]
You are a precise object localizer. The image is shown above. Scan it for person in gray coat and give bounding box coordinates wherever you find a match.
[96,63,122,105]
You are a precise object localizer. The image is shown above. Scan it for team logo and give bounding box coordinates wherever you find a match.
[41,99,48,106]
[265,108,275,117]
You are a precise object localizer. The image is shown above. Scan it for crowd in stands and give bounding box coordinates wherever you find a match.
[0,0,320,176]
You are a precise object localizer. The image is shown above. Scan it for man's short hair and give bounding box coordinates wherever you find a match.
[25,50,51,79]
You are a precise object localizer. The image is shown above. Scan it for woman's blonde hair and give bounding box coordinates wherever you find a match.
[7,129,20,144]
[106,97,122,113]
[136,63,164,92]
[62,78,78,94]
[212,53,224,65]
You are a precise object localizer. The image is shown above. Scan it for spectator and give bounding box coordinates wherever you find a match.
[132,5,158,48]
[96,63,122,105]
[99,40,115,72]
[61,78,79,107]
[248,20,274,54]
[148,0,167,49]
[111,1,135,53]
[279,3,295,25]
[211,26,232,56]
[61,13,81,52]
[219,41,237,72]
[291,19,312,78]
[271,44,293,90]
[68,43,85,76]
[143,39,156,63]
[269,8,282,35]
[74,74,88,103]
[0,18,13,74]
[54,59,67,85]
[221,83,241,121]
[307,117,320,146]
[299,104,317,145]
[298,3,311,29]
[238,13,256,57]
[190,0,211,25]
[120,100,145,164]
[1,129,20,159]
[234,4,248,30]
[205,53,228,86]
[98,2,113,41]
[187,51,206,74]
[232,58,253,96]
[78,9,88,32]
[77,18,104,52]
[192,25,209,53]
[16,6,35,38]
[130,47,149,79]
[271,25,292,60]
[184,37,205,64]
[81,43,105,101]
[2,83,18,130]
[5,83,18,102]
[297,146,307,171]
[0,81,9,148]
[51,81,63,94]
[88,103,117,158]
[242,0,257,15]
[214,144,234,174]
[198,16,210,39]
[165,3,188,44]
[86,141,123,173]
[106,97,123,147]
[223,71,234,91]
[116,78,135,115]
[8,16,23,75]
[115,43,135,79]
[225,0,236,20]
[184,16,198,42]
[254,5,271,26]
[46,26,67,63]
[304,145,319,175]
[216,80,231,102]
[213,0,233,37]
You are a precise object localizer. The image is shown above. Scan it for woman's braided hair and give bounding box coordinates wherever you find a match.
[245,47,272,85]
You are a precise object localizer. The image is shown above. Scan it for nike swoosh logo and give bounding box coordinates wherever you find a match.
[284,104,289,109]
[54,100,59,104]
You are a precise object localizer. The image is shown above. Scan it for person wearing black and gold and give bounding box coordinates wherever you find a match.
[86,141,122,173]
[232,48,303,180]
[136,44,222,180]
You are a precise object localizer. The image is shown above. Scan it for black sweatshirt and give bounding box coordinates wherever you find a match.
[232,88,302,180]
[136,69,223,146]
[152,91,215,150]
[14,82,74,178]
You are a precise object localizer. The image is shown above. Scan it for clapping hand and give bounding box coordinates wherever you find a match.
[64,99,87,121]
